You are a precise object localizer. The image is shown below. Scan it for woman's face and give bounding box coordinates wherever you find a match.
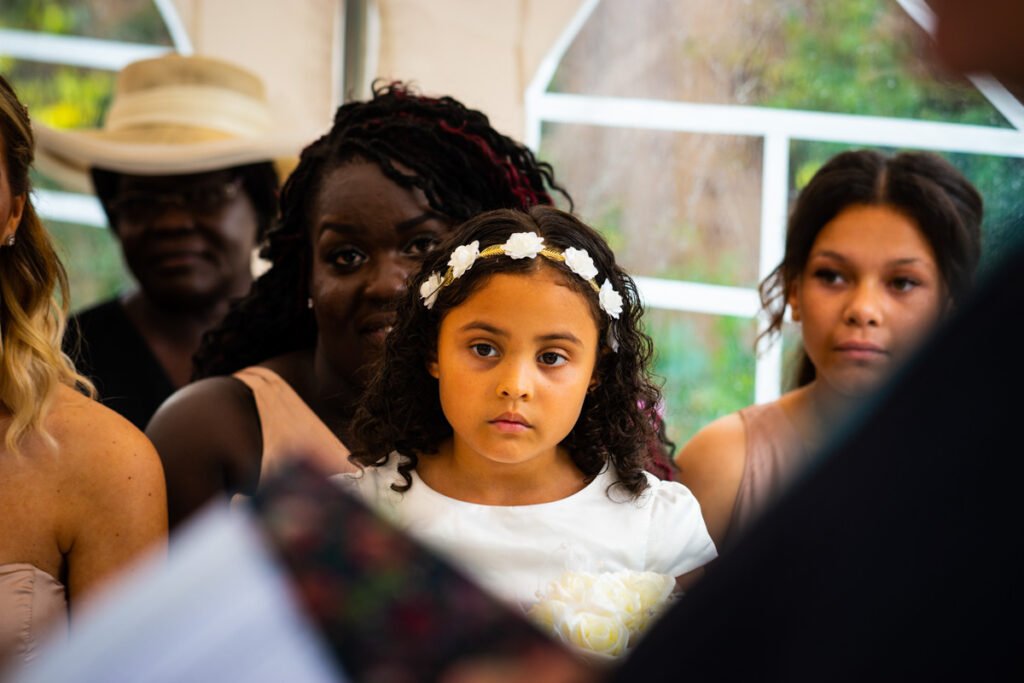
[111,170,259,311]
[309,160,452,387]
[789,204,946,398]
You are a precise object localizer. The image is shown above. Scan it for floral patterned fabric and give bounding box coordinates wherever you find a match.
[251,460,591,682]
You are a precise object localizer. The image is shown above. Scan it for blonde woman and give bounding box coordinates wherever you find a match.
[0,76,166,665]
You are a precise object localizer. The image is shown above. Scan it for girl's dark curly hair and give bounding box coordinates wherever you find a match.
[349,206,662,499]
[193,82,570,378]
[759,149,983,388]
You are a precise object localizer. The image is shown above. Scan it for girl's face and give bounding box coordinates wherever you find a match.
[789,203,946,398]
[428,268,600,469]
[310,160,451,386]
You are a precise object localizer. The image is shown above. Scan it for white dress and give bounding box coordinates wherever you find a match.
[337,458,717,610]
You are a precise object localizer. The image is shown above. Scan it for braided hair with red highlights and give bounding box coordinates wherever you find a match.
[193,82,571,377]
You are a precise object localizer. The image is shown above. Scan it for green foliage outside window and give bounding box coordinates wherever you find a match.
[754,0,1008,126]
[647,310,756,452]
[1,0,169,310]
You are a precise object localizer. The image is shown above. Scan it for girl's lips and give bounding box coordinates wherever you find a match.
[490,419,531,434]
[834,342,888,361]
[489,412,532,433]
[834,341,887,353]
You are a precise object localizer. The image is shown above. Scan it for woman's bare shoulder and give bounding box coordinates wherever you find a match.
[50,385,157,457]
[146,375,260,469]
[47,385,165,498]
[153,374,256,418]
[675,411,748,474]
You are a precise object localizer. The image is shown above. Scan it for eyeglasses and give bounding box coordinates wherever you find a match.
[109,179,244,222]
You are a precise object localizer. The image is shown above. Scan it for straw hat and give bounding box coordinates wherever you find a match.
[33,53,306,193]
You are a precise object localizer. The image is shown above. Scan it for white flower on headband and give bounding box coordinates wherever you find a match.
[563,247,599,281]
[599,280,623,319]
[504,232,546,259]
[419,272,444,309]
[448,240,480,279]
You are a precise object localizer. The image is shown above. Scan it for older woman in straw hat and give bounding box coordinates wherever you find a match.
[0,75,166,666]
[38,54,303,429]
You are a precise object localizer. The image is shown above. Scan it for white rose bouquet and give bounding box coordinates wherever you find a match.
[526,570,677,659]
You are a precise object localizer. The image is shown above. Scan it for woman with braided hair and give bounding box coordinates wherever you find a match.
[148,83,578,528]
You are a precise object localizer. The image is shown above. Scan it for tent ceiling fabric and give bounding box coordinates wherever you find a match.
[171,0,343,145]
[372,0,586,137]
[171,0,584,142]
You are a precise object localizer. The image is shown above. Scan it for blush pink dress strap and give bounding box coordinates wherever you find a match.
[231,367,355,505]
[0,563,68,664]
[730,401,809,540]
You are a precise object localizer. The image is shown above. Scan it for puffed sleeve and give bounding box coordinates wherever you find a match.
[330,459,405,523]
[643,475,718,577]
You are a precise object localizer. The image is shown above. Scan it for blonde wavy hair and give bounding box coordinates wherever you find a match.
[0,75,93,453]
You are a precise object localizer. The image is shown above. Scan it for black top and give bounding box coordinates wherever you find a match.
[613,245,1024,682]
[65,298,174,430]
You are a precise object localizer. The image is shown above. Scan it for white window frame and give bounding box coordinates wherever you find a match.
[525,0,1024,405]
[0,0,191,228]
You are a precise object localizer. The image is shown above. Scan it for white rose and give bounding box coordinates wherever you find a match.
[560,610,630,658]
[543,570,597,604]
[621,571,675,611]
[599,279,624,319]
[526,598,573,632]
[419,271,444,309]
[587,573,637,617]
[563,247,599,281]
[617,571,675,631]
[503,232,545,259]
[448,240,480,279]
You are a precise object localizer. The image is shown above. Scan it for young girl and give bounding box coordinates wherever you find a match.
[675,149,983,550]
[342,206,716,627]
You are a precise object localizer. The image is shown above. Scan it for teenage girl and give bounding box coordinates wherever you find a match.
[343,206,717,611]
[675,149,983,550]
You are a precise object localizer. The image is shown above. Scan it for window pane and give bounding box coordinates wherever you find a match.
[46,219,131,313]
[647,309,757,448]
[552,0,1008,127]
[0,1,172,44]
[541,123,763,288]
[2,1,172,313]
[2,59,115,129]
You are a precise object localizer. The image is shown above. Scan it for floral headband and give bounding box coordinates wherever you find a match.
[418,231,625,321]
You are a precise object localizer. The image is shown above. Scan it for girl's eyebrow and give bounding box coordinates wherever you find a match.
[460,321,507,336]
[459,321,583,345]
[811,250,928,267]
[536,332,583,345]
